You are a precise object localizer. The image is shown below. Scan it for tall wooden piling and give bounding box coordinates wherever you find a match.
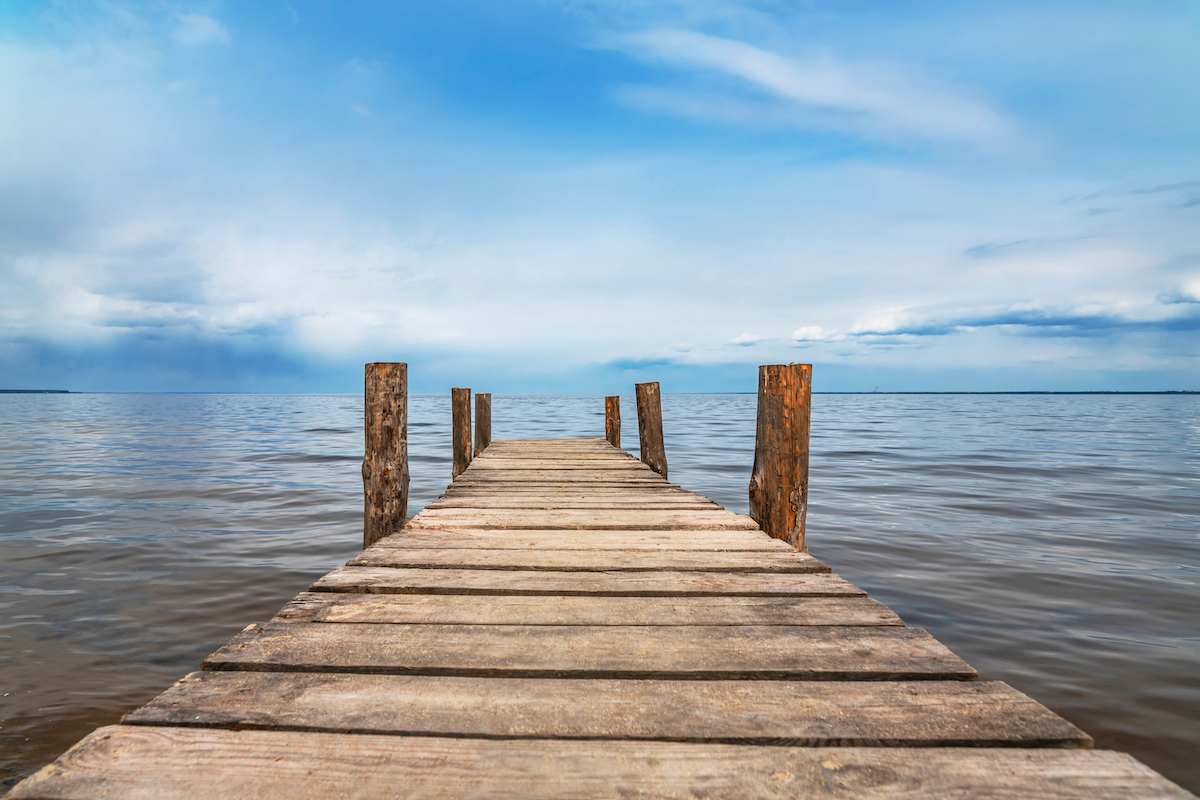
[605,395,620,448]
[362,362,408,549]
[749,363,812,550]
[452,388,472,479]
[475,393,492,456]
[635,382,667,479]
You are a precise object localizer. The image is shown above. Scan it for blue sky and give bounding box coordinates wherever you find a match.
[1,0,1197,392]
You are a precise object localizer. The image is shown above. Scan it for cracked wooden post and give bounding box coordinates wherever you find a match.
[749,363,812,551]
[474,393,492,456]
[362,362,408,549]
[635,382,667,479]
[605,395,620,448]
[452,387,472,479]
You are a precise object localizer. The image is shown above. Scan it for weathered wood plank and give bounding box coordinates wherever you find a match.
[408,508,760,530]
[127,673,1089,747]
[372,530,793,550]
[438,485,706,494]
[272,593,901,626]
[22,728,1188,800]
[312,566,862,596]
[433,492,715,503]
[202,622,975,680]
[447,471,673,483]
[439,485,698,494]
[425,498,721,510]
[347,548,830,573]
[464,460,652,470]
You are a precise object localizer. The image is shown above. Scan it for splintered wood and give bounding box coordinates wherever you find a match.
[12,438,1195,799]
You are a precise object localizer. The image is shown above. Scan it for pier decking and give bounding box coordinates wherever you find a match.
[9,438,1192,798]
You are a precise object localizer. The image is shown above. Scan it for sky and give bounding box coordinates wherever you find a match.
[1,0,1197,393]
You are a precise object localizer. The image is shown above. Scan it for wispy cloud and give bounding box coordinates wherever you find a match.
[728,332,769,346]
[1129,179,1200,195]
[848,300,1200,340]
[791,326,839,343]
[171,14,230,47]
[607,29,1009,144]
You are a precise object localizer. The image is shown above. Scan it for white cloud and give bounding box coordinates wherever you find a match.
[792,326,839,342]
[171,15,230,47]
[729,332,769,346]
[609,29,1009,143]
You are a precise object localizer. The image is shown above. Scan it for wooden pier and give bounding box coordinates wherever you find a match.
[9,371,1195,798]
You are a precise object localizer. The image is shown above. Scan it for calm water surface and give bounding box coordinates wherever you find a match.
[1,393,1197,792]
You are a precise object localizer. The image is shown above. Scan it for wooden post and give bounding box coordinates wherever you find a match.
[362,362,408,549]
[634,381,667,479]
[451,387,472,479]
[605,395,620,448]
[748,363,812,551]
[474,393,492,456]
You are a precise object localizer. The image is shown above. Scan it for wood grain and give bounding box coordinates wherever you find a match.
[202,622,976,680]
[635,380,668,479]
[367,529,795,550]
[311,566,863,596]
[347,547,831,573]
[605,395,620,448]
[272,593,901,626]
[749,363,811,550]
[21,728,1188,800]
[474,392,491,456]
[451,387,471,479]
[127,673,1089,747]
[407,508,760,530]
[361,362,408,549]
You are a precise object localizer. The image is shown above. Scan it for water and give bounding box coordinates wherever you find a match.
[1,393,1197,792]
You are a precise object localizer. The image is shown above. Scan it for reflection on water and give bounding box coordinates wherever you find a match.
[1,393,1197,791]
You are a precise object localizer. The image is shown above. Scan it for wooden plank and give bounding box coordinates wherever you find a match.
[312,566,863,596]
[202,622,976,680]
[348,548,831,573]
[442,484,679,493]
[408,508,760,530]
[127,673,1090,747]
[272,593,902,626]
[439,485,699,494]
[369,530,794,551]
[432,493,716,503]
[18,728,1190,800]
[447,470,672,482]
[464,460,652,470]
[427,495,720,508]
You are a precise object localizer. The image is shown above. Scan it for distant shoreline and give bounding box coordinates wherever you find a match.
[0,389,70,393]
